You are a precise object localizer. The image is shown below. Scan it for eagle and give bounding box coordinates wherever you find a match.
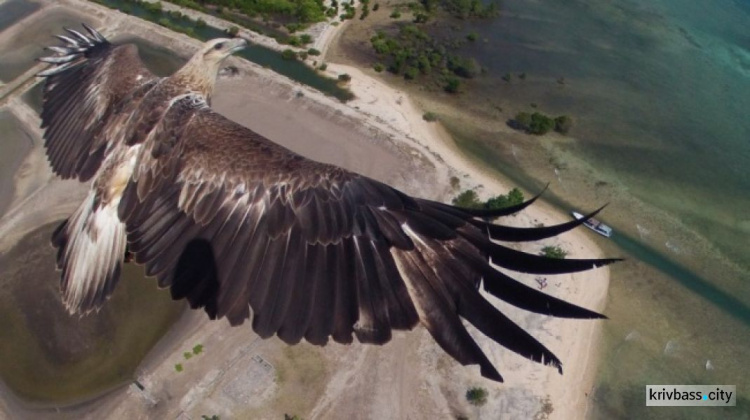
[37,25,618,382]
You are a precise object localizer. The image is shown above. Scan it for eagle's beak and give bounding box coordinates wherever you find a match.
[228,38,248,54]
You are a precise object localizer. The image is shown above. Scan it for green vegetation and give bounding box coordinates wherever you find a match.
[541,245,568,259]
[513,112,573,135]
[202,415,220,420]
[452,188,524,211]
[307,48,321,56]
[554,115,573,134]
[370,25,480,90]
[175,363,184,372]
[281,49,298,60]
[284,415,302,420]
[373,62,385,72]
[390,9,402,18]
[338,73,352,82]
[423,111,439,122]
[227,25,240,36]
[373,3,380,11]
[193,344,204,355]
[419,0,498,19]
[452,190,482,209]
[466,387,488,406]
[318,63,328,71]
[450,176,461,190]
[466,31,478,42]
[485,187,524,210]
[184,352,193,360]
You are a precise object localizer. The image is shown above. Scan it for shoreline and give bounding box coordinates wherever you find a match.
[0,1,609,418]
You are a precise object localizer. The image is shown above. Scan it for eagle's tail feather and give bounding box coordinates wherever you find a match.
[52,192,126,314]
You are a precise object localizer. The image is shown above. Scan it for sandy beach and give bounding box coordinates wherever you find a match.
[0,1,610,418]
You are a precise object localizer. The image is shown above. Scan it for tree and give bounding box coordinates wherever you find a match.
[466,387,488,406]
[529,112,555,135]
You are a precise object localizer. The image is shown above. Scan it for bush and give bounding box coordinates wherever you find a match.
[554,115,573,134]
[196,18,207,28]
[175,363,183,372]
[423,112,438,122]
[452,190,482,209]
[308,48,321,56]
[193,344,204,355]
[373,3,380,10]
[515,112,532,130]
[338,73,352,82]
[184,352,193,359]
[390,10,401,18]
[318,63,328,71]
[300,34,313,44]
[227,25,240,36]
[444,77,461,93]
[466,387,488,406]
[281,49,298,60]
[485,188,524,210]
[373,63,385,72]
[541,245,568,259]
[466,32,478,41]
[404,66,419,80]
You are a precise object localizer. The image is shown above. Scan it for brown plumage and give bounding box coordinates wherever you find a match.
[38,25,619,382]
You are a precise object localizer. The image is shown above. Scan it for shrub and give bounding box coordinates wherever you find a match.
[193,344,204,355]
[175,363,183,372]
[281,49,297,60]
[466,387,488,406]
[373,3,380,10]
[308,48,321,56]
[485,188,524,210]
[373,63,385,72]
[184,352,193,359]
[541,245,568,259]
[404,66,419,80]
[338,73,352,82]
[444,77,461,93]
[300,34,313,44]
[518,72,526,80]
[466,32,478,41]
[227,25,240,36]
[318,63,328,71]
[452,190,482,209]
[502,72,511,82]
[423,112,438,122]
[554,115,573,134]
[390,10,401,18]
[196,18,207,28]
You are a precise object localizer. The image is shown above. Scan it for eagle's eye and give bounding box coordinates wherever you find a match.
[214,42,225,50]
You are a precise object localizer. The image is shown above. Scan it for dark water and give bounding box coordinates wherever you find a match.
[440,0,750,417]
[0,111,34,217]
[93,0,353,100]
[0,8,96,83]
[0,0,40,33]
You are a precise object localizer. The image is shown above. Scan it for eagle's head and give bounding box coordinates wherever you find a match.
[199,38,248,65]
[173,37,248,99]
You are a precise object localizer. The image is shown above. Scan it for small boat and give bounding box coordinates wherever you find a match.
[572,211,613,238]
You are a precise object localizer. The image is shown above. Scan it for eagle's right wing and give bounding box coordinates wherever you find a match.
[38,24,158,181]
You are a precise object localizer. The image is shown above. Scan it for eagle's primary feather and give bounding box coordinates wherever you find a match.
[38,25,619,382]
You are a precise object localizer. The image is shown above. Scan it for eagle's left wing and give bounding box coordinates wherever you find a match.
[38,24,158,181]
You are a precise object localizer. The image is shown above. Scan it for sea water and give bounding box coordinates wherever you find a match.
[444,0,750,418]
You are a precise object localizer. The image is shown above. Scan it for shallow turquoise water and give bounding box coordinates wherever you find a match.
[446,0,750,418]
